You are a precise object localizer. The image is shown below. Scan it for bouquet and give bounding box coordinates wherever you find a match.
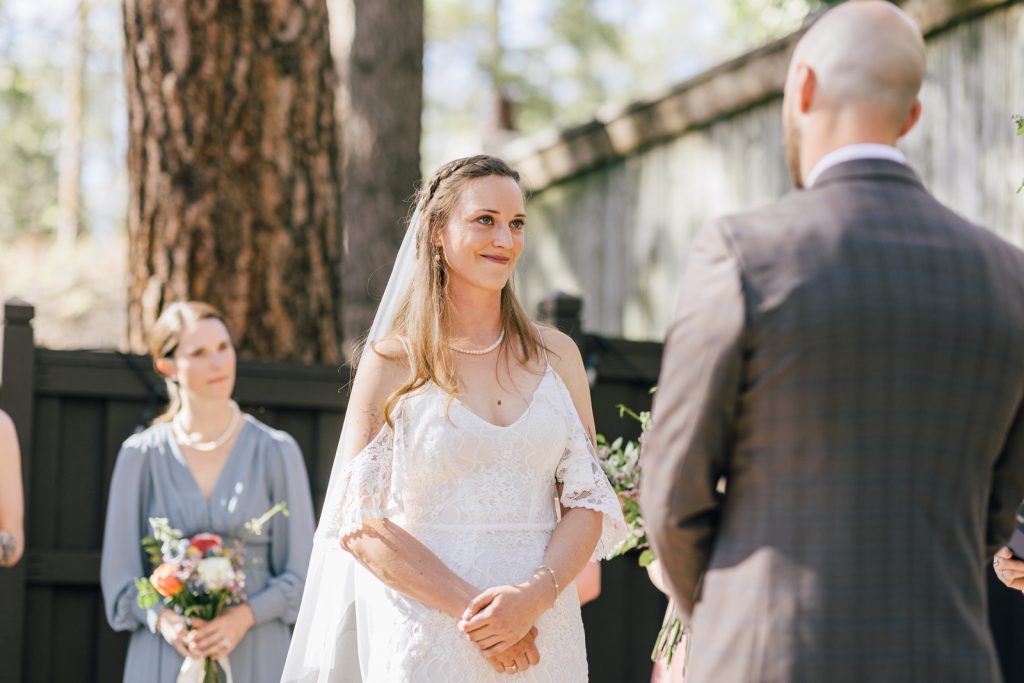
[594,396,686,666]
[136,503,288,683]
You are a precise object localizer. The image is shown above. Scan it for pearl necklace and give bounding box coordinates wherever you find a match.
[450,330,505,355]
[173,401,241,452]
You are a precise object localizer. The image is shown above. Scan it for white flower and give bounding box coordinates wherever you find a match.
[196,557,235,590]
[162,538,190,563]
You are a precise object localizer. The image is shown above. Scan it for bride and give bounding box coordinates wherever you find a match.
[282,154,625,681]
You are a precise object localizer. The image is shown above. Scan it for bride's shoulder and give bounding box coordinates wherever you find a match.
[350,337,411,405]
[359,337,413,374]
[534,323,583,372]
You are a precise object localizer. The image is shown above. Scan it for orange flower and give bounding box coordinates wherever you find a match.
[151,563,184,598]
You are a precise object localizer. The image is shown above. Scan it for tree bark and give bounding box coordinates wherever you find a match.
[329,0,423,352]
[124,0,343,363]
[56,0,89,249]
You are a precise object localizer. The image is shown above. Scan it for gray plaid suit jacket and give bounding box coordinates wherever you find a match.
[640,159,1024,683]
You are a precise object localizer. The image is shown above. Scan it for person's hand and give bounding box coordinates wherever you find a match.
[458,578,551,655]
[994,547,1024,590]
[184,604,255,658]
[485,626,540,675]
[156,609,191,658]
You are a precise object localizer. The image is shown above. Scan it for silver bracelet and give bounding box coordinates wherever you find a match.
[536,564,559,604]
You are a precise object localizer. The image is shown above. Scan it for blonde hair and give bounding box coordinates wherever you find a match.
[147,301,231,423]
[370,155,545,427]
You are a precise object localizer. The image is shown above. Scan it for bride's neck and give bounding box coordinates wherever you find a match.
[447,287,503,344]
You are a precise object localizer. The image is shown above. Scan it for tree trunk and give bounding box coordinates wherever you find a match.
[56,0,89,249]
[329,0,423,352]
[123,0,343,363]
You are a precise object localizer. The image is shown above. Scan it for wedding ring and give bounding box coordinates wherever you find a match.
[220,637,231,649]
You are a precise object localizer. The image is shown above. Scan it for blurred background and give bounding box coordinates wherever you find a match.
[0,0,833,354]
[0,1,1022,680]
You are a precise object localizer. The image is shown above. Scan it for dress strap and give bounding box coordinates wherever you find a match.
[396,335,413,360]
[533,323,550,366]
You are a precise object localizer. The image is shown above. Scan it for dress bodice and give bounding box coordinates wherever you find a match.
[394,366,568,529]
[326,362,625,562]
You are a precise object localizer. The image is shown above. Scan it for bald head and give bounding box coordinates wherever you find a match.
[782,1,926,187]
[794,1,925,119]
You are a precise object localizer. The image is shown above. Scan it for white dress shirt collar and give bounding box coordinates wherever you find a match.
[804,143,908,188]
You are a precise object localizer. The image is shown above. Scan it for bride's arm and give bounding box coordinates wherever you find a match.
[340,340,480,618]
[459,331,604,654]
[344,520,480,618]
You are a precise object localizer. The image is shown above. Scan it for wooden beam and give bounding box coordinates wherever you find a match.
[503,0,1020,191]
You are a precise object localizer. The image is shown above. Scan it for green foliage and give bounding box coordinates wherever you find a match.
[140,534,164,567]
[594,401,651,560]
[719,0,836,47]
[0,60,60,237]
[134,577,160,609]
[423,0,707,168]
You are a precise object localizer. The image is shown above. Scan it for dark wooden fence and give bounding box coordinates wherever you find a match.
[0,295,666,683]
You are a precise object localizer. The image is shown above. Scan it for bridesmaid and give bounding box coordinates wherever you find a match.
[100,301,315,683]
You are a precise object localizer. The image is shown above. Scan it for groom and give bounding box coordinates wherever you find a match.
[640,2,1024,681]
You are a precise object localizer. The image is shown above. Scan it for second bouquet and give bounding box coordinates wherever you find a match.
[135,503,288,683]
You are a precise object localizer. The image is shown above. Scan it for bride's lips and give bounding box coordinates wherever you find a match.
[481,254,511,265]
[207,375,230,385]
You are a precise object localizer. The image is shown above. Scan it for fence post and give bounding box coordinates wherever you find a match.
[0,297,35,682]
[537,291,584,346]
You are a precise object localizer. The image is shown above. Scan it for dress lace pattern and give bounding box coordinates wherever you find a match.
[327,365,627,682]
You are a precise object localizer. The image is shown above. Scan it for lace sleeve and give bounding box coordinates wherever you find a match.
[556,413,628,561]
[320,424,401,541]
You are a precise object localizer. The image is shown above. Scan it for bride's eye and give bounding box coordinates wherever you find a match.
[476,215,494,225]
[510,219,525,230]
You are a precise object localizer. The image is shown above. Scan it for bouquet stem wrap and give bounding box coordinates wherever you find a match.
[177,655,233,683]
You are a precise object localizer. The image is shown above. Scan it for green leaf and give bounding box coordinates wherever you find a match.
[1014,114,1024,136]
[135,578,159,609]
[638,548,655,567]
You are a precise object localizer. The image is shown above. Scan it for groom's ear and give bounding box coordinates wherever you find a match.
[897,99,923,138]
[797,64,817,114]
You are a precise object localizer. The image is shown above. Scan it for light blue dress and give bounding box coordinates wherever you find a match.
[100,415,315,683]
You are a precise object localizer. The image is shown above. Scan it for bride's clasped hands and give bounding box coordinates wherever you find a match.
[458,568,560,673]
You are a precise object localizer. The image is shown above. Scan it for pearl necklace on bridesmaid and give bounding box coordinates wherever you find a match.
[450,329,505,355]
[172,400,241,452]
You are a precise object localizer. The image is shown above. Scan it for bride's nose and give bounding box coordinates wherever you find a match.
[492,223,513,248]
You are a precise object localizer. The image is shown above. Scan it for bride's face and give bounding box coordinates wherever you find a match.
[437,175,525,295]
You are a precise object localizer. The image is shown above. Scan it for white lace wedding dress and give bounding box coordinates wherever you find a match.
[326,362,627,682]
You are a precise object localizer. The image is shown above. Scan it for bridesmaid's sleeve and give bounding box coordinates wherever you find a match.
[556,410,629,562]
[100,440,159,633]
[247,433,316,626]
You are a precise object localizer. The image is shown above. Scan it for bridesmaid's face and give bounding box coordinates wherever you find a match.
[436,175,525,295]
[164,318,237,402]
